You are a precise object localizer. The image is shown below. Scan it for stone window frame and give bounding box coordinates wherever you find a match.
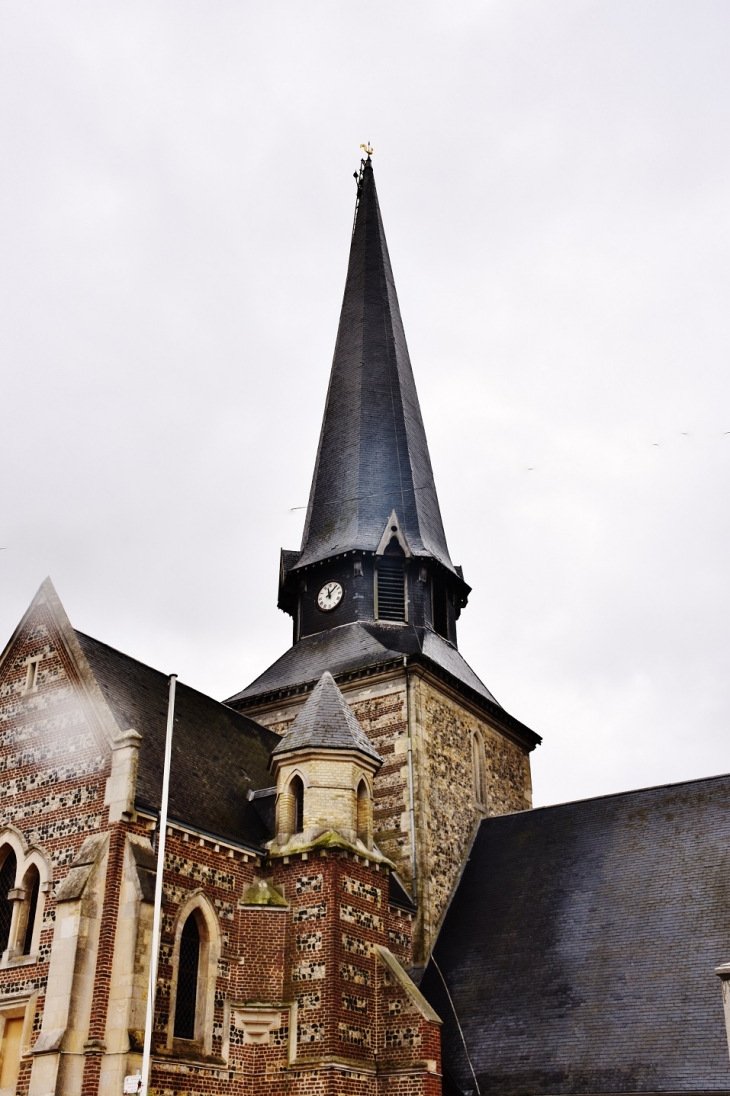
[276,768,310,842]
[471,730,488,811]
[0,990,38,1096]
[356,776,373,847]
[167,889,221,1057]
[0,827,50,968]
[22,655,43,695]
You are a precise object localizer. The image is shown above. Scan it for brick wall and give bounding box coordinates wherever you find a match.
[147,841,440,1096]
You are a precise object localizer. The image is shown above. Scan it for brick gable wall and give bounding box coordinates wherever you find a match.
[0,603,114,1096]
[0,598,443,1095]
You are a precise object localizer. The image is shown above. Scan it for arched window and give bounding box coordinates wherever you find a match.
[169,896,220,1055]
[0,850,17,954]
[356,780,372,847]
[472,732,488,810]
[291,775,304,834]
[174,913,201,1040]
[20,866,40,956]
[278,774,304,838]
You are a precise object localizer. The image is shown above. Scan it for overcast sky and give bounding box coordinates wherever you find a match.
[2,1,729,807]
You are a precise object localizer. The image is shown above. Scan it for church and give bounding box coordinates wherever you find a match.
[1,155,729,1096]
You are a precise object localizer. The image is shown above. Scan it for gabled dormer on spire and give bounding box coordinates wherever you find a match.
[278,156,470,644]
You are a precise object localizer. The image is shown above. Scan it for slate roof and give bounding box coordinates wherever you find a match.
[271,670,381,763]
[75,631,279,850]
[295,157,455,575]
[227,621,499,711]
[419,774,730,1094]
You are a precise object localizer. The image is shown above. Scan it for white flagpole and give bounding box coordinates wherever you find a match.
[140,673,177,1096]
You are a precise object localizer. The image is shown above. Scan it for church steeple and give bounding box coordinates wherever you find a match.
[228,157,539,964]
[297,156,454,574]
[278,156,470,644]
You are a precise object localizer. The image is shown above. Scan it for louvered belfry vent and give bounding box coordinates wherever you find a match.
[376,558,406,622]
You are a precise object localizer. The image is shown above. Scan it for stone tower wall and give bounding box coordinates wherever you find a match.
[245,666,533,961]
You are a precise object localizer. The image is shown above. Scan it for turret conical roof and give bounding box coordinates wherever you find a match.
[271,670,381,764]
[295,158,455,574]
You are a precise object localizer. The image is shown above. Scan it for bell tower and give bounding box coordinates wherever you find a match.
[227,154,541,962]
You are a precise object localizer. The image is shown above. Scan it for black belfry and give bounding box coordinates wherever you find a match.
[227,156,515,709]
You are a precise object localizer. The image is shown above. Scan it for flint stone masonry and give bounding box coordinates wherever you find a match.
[340,903,383,932]
[293,901,327,921]
[340,962,371,985]
[292,961,326,981]
[295,872,323,894]
[343,875,381,905]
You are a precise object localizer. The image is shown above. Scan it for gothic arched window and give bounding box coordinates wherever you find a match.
[20,866,40,956]
[174,913,201,1040]
[276,774,305,841]
[472,731,488,810]
[291,775,304,834]
[356,779,372,847]
[169,896,220,1055]
[0,849,17,954]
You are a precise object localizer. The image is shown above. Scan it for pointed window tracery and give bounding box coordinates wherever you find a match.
[0,850,17,954]
[174,913,201,1040]
[356,779,372,847]
[21,867,40,956]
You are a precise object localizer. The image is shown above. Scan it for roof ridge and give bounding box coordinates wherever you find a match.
[500,769,730,817]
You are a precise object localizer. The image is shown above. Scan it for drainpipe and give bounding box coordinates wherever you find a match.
[403,656,418,901]
[141,674,177,1095]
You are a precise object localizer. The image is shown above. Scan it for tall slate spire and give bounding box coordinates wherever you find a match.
[296,157,454,574]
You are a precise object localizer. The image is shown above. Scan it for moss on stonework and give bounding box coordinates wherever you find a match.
[240,877,289,906]
[267,828,394,868]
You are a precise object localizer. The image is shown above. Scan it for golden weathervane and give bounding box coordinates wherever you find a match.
[360,142,374,156]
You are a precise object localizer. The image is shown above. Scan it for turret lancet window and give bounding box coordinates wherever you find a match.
[277,774,304,840]
[356,779,373,847]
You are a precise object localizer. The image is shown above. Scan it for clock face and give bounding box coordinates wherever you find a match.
[317,581,343,612]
